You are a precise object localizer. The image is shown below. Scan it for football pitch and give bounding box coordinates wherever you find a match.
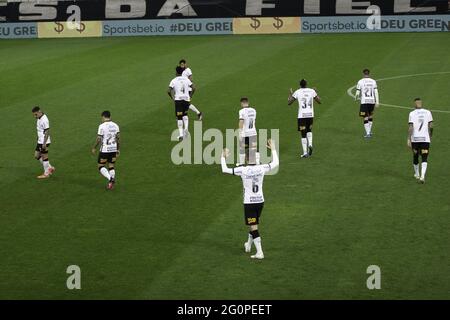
[0,32,449,300]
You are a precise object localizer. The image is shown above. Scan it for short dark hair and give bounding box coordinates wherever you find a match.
[414,97,422,101]
[32,106,40,113]
[240,97,249,103]
[300,79,307,88]
[176,66,184,75]
[363,69,370,75]
[179,59,186,64]
[101,111,111,118]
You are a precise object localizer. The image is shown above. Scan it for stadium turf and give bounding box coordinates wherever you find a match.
[0,32,449,299]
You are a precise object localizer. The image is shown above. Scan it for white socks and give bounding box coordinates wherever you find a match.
[42,159,50,174]
[183,116,189,136]
[368,120,373,133]
[189,104,200,115]
[247,233,253,247]
[364,122,371,135]
[414,164,419,177]
[421,162,428,179]
[109,169,116,180]
[177,120,184,138]
[253,237,262,255]
[306,132,313,147]
[301,138,308,155]
[100,167,111,181]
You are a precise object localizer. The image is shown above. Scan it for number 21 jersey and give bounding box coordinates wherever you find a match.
[98,121,120,153]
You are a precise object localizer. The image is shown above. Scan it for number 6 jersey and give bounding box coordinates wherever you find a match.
[98,121,120,153]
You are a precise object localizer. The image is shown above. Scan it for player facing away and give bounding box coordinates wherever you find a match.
[32,106,55,179]
[238,97,257,166]
[355,69,379,138]
[288,79,321,158]
[168,66,196,141]
[407,98,433,184]
[179,59,203,120]
[91,111,120,190]
[221,139,279,260]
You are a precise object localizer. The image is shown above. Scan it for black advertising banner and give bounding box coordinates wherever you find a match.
[0,0,449,22]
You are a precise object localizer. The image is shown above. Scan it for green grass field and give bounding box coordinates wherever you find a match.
[0,32,449,300]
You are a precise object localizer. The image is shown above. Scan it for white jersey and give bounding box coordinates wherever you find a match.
[357,78,378,105]
[169,76,192,102]
[409,108,433,143]
[36,114,51,144]
[233,164,273,204]
[239,107,257,137]
[292,88,317,118]
[182,67,192,79]
[97,121,120,153]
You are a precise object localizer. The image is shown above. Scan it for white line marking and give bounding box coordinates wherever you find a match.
[347,71,450,114]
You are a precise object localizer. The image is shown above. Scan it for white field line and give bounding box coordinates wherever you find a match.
[346,71,450,114]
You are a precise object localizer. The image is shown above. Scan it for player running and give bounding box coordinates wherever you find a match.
[288,79,321,158]
[168,66,196,141]
[407,98,433,184]
[91,111,120,190]
[221,139,279,260]
[238,97,257,166]
[179,59,203,120]
[355,69,379,138]
[32,106,55,179]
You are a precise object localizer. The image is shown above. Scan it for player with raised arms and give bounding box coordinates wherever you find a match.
[407,98,434,184]
[288,79,321,158]
[355,69,379,138]
[91,111,120,190]
[221,139,279,260]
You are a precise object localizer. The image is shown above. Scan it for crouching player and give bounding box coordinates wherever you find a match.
[221,139,279,260]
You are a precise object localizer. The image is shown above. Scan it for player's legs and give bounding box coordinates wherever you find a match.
[189,104,202,120]
[298,119,308,157]
[98,154,111,185]
[239,137,247,165]
[36,144,53,178]
[306,118,313,156]
[244,203,264,259]
[412,146,420,179]
[175,101,184,140]
[182,115,189,137]
[419,144,430,183]
[360,105,371,137]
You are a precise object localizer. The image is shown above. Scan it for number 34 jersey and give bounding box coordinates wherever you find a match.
[239,107,257,137]
[292,88,318,119]
[97,121,120,153]
[234,164,272,204]
[409,108,433,143]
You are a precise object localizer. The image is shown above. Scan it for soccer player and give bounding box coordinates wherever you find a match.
[91,111,120,190]
[288,79,321,158]
[168,66,196,141]
[221,139,279,260]
[179,59,203,120]
[238,97,257,166]
[32,106,55,179]
[407,98,433,184]
[355,69,379,138]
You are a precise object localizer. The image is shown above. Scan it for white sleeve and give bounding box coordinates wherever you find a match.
[221,156,233,175]
[408,113,413,124]
[169,80,175,88]
[292,90,298,100]
[263,149,279,173]
[43,118,50,130]
[186,68,193,77]
[97,125,103,136]
[374,87,379,104]
[356,80,361,91]
[239,109,244,120]
[429,111,433,122]
[312,89,318,98]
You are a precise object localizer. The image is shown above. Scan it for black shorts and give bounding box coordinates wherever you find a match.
[35,143,50,154]
[411,142,430,155]
[242,136,257,149]
[244,202,264,226]
[298,118,313,132]
[175,100,190,119]
[98,152,117,165]
[360,104,375,117]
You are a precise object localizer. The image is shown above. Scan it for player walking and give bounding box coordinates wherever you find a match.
[288,79,321,158]
[32,106,55,179]
[91,111,120,190]
[355,69,379,138]
[221,139,279,260]
[238,97,257,166]
[179,59,203,120]
[168,66,196,141]
[407,98,433,184]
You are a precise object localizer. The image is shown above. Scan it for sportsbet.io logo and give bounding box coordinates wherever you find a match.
[170,122,279,175]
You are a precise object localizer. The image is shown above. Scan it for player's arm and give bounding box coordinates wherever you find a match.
[266,139,279,171]
[91,135,102,155]
[221,148,234,175]
[288,88,296,105]
[189,83,196,98]
[42,128,50,150]
[116,132,121,156]
[355,83,361,101]
[407,123,413,148]
[429,121,434,138]
[374,87,380,107]
[167,87,174,100]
